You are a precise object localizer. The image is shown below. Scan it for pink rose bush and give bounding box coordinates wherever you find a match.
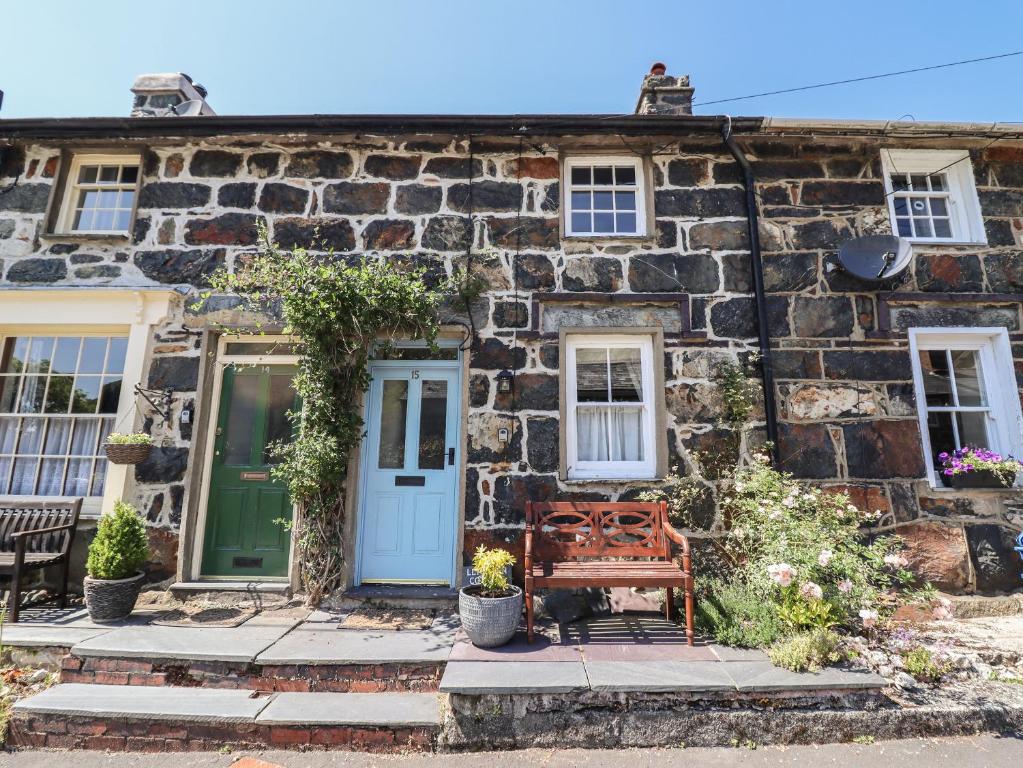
[700,455,911,638]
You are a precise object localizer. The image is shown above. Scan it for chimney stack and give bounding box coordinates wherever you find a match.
[635,63,694,116]
[130,73,215,117]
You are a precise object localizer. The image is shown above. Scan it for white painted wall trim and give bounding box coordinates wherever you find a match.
[0,288,177,516]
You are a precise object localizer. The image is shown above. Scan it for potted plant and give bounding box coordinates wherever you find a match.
[939,446,1022,489]
[104,432,154,465]
[83,501,151,622]
[459,545,522,648]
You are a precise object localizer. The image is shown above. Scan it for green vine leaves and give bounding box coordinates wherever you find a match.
[205,228,447,602]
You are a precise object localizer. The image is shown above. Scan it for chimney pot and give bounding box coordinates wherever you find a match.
[650,62,667,76]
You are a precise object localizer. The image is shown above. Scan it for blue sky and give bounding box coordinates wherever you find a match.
[3,0,1022,121]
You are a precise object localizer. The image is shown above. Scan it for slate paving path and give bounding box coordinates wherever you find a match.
[440,615,886,695]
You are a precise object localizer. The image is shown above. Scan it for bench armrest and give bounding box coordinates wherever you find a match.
[10,522,77,540]
[662,521,690,554]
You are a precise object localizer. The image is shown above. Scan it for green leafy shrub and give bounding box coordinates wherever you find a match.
[768,629,842,672]
[650,454,911,647]
[472,546,516,597]
[714,455,909,634]
[902,646,951,684]
[210,227,443,603]
[696,578,783,648]
[86,501,150,580]
[105,432,153,445]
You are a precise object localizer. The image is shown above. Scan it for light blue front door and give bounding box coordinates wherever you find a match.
[358,361,460,584]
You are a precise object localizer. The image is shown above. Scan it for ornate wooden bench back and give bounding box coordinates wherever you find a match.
[0,500,81,556]
[526,501,670,561]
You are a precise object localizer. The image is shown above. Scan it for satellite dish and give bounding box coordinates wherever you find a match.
[171,99,205,116]
[836,235,912,283]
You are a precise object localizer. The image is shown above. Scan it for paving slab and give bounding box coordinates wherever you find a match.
[70,622,295,663]
[579,642,717,662]
[561,614,693,645]
[256,692,441,726]
[1,624,113,648]
[257,626,454,665]
[709,645,770,663]
[440,661,589,694]
[449,633,582,662]
[13,683,272,723]
[584,660,735,692]
[722,661,887,691]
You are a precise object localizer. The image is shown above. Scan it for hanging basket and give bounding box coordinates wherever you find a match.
[104,442,153,465]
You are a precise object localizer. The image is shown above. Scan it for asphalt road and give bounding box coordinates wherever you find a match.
[1,736,1021,768]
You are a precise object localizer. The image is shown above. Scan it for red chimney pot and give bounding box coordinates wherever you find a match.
[650,62,667,75]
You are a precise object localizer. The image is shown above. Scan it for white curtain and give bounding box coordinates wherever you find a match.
[577,406,644,462]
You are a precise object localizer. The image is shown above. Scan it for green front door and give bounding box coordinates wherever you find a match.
[201,365,298,578]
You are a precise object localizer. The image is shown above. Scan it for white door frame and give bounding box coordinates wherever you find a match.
[189,334,300,581]
[354,345,463,587]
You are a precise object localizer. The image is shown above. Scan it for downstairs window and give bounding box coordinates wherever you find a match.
[908,328,1023,486]
[564,334,657,480]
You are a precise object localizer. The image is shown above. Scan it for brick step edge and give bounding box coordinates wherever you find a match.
[59,656,443,693]
[9,713,435,753]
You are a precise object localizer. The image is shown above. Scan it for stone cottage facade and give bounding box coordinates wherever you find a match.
[0,69,1021,596]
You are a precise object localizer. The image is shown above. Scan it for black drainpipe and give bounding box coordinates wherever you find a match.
[721,121,781,467]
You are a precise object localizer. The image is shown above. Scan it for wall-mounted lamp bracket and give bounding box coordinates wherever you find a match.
[134,384,173,426]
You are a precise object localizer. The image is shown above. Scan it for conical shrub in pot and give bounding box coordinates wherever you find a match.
[84,501,150,622]
[459,545,522,647]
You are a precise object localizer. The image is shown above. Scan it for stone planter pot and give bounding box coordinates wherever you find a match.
[84,571,145,622]
[104,442,152,465]
[949,469,1014,489]
[458,585,523,648]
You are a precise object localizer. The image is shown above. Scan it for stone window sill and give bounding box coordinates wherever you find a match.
[562,477,663,484]
[40,233,131,244]
[907,240,989,249]
[563,235,656,246]
[921,485,1023,496]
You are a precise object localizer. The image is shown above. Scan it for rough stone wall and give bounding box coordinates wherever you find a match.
[1,135,1022,590]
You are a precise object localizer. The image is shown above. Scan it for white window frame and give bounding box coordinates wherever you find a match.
[55,153,141,236]
[565,333,657,480]
[880,149,986,246]
[0,333,128,504]
[908,327,1023,487]
[563,155,647,238]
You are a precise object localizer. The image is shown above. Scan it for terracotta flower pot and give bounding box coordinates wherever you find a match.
[84,571,145,622]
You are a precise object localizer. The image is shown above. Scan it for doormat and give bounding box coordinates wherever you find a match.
[341,607,435,630]
[151,606,258,628]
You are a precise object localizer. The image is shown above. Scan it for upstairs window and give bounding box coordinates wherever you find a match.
[564,334,657,479]
[881,149,985,245]
[908,328,1023,486]
[56,154,140,235]
[564,156,646,237]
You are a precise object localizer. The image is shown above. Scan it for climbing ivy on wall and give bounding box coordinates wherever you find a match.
[210,231,444,603]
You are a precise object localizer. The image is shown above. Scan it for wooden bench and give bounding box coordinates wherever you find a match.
[525,500,695,645]
[0,499,82,622]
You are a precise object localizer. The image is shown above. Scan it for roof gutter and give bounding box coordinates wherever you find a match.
[0,114,763,141]
[721,121,781,468]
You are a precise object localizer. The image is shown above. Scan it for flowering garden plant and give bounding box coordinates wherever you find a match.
[938,446,1021,484]
[716,455,911,633]
[645,454,915,650]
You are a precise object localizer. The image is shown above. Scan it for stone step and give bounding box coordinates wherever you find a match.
[10,683,440,752]
[331,584,459,611]
[948,593,1023,619]
[59,620,453,691]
